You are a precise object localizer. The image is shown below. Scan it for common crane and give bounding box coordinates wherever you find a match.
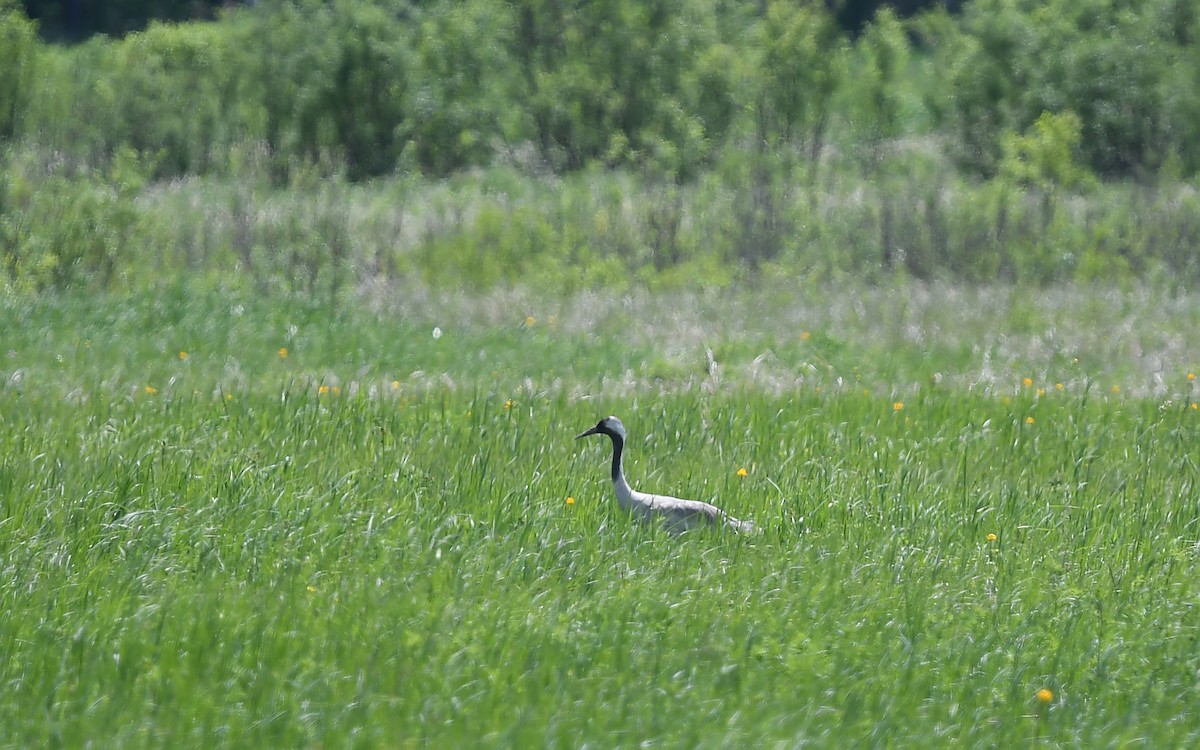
[575,416,757,534]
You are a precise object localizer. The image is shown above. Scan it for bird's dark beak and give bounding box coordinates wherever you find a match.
[576,424,602,439]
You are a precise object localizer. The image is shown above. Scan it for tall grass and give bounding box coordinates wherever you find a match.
[6,147,1200,294]
[133,162,1200,290]
[1,287,1197,747]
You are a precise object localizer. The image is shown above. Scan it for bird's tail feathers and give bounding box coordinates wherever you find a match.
[724,515,760,534]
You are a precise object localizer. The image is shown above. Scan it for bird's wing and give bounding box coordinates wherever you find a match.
[642,493,724,524]
[654,495,760,533]
[630,490,756,533]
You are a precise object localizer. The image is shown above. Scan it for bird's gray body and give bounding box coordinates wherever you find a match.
[576,416,756,534]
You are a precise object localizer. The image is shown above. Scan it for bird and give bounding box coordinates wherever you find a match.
[575,416,757,534]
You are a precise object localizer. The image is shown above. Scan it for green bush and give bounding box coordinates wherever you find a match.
[111,21,247,177]
[1,148,154,292]
[510,0,733,180]
[407,0,518,176]
[933,0,1196,177]
[242,0,411,182]
[755,2,842,157]
[0,1,38,142]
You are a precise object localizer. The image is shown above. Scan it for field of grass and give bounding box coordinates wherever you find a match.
[2,282,1198,747]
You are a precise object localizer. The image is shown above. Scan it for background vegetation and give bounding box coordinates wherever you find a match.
[3,0,1200,294]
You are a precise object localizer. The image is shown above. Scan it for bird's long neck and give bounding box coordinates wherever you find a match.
[608,432,636,512]
[609,433,625,484]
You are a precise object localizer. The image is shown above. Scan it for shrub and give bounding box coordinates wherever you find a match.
[1,148,153,292]
[509,0,733,180]
[934,0,1196,178]
[0,1,38,142]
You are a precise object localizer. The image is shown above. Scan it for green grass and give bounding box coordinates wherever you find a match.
[1,284,1198,747]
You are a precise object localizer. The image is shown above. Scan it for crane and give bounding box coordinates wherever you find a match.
[575,416,757,534]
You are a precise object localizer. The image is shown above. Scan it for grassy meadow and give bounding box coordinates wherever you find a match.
[4,1,1200,745]
[2,283,1198,747]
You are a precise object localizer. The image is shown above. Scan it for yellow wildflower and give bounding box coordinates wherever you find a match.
[986,533,997,542]
[737,467,748,478]
[1025,416,1035,425]
[1023,377,1033,387]
[1111,385,1120,394]
[504,399,514,410]
[525,315,536,327]
[1036,688,1054,704]
[1055,382,1064,391]
[800,331,811,342]
[1188,372,1196,382]
[566,496,575,506]
[178,351,188,361]
[893,401,904,412]
[278,347,289,359]
[144,385,157,395]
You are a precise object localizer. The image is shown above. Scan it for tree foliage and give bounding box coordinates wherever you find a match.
[756,1,843,158]
[4,0,1199,182]
[935,0,1199,176]
[0,0,38,141]
[511,0,732,179]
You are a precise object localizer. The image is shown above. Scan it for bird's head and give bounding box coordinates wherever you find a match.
[576,415,626,441]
